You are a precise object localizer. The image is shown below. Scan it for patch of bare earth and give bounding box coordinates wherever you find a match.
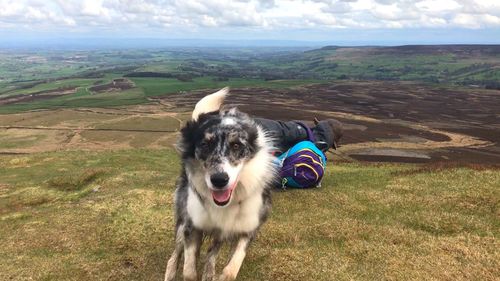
[88,78,134,93]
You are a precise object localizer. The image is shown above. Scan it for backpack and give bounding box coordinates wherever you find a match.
[276,123,327,188]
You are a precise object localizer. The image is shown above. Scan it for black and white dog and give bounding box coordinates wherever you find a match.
[164,88,276,281]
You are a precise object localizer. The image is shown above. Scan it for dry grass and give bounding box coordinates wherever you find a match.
[0,110,118,128]
[94,115,180,131]
[393,162,500,176]
[0,109,182,153]
[0,149,498,281]
[0,128,72,152]
[47,168,109,191]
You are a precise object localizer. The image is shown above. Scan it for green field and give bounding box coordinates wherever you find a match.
[0,88,148,114]
[1,78,100,97]
[0,75,320,114]
[0,149,498,280]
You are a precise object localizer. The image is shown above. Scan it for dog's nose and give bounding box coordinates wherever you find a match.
[210,172,229,188]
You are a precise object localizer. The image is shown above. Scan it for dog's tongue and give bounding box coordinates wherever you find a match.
[211,189,232,203]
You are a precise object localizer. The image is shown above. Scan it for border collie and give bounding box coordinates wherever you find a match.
[164,88,276,281]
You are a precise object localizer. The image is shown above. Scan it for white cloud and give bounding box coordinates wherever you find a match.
[372,3,406,20]
[320,1,353,14]
[0,0,499,34]
[452,13,481,28]
[416,0,461,13]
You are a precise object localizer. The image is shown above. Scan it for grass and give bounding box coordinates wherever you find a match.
[78,130,171,148]
[1,78,101,98]
[0,149,498,280]
[0,76,319,114]
[0,129,49,149]
[0,88,148,114]
[47,168,108,191]
[94,116,180,131]
[0,110,121,128]
[130,76,321,97]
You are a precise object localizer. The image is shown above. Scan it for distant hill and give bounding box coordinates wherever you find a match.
[319,44,500,56]
[282,45,500,87]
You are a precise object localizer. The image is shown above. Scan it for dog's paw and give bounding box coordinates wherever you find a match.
[202,271,215,281]
[164,262,177,281]
[217,271,237,281]
[202,263,216,281]
[201,275,214,281]
[183,269,197,281]
[164,272,175,281]
[217,276,230,281]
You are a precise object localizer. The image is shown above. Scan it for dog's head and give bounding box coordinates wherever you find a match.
[178,87,271,207]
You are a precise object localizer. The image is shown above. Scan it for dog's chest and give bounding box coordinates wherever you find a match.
[187,189,262,235]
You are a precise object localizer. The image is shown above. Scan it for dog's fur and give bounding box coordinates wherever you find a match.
[164,88,276,281]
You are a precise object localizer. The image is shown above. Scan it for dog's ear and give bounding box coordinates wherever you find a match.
[192,87,229,121]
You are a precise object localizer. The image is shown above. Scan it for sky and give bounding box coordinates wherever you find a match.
[1,0,500,46]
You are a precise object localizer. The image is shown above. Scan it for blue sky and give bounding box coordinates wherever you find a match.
[1,0,500,46]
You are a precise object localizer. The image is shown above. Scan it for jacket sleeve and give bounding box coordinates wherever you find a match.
[254,118,309,153]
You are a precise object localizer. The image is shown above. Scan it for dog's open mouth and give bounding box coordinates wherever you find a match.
[211,180,238,206]
[211,189,233,206]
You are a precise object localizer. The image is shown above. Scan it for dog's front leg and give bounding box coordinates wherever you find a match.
[165,224,185,281]
[202,237,223,281]
[183,227,203,281]
[218,236,250,281]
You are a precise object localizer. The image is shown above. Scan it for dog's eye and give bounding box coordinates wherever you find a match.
[200,141,209,149]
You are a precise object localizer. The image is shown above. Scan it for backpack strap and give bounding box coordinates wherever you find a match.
[295,121,315,143]
[296,121,327,162]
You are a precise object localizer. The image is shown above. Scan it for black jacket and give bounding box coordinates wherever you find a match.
[255,118,335,153]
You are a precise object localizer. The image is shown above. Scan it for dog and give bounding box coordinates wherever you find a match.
[164,87,276,281]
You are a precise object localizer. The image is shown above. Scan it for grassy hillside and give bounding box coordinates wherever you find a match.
[130,77,320,97]
[168,45,500,86]
[1,149,498,280]
[257,45,500,85]
[0,77,320,114]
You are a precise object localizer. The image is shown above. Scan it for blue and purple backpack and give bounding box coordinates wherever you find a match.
[276,123,327,188]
